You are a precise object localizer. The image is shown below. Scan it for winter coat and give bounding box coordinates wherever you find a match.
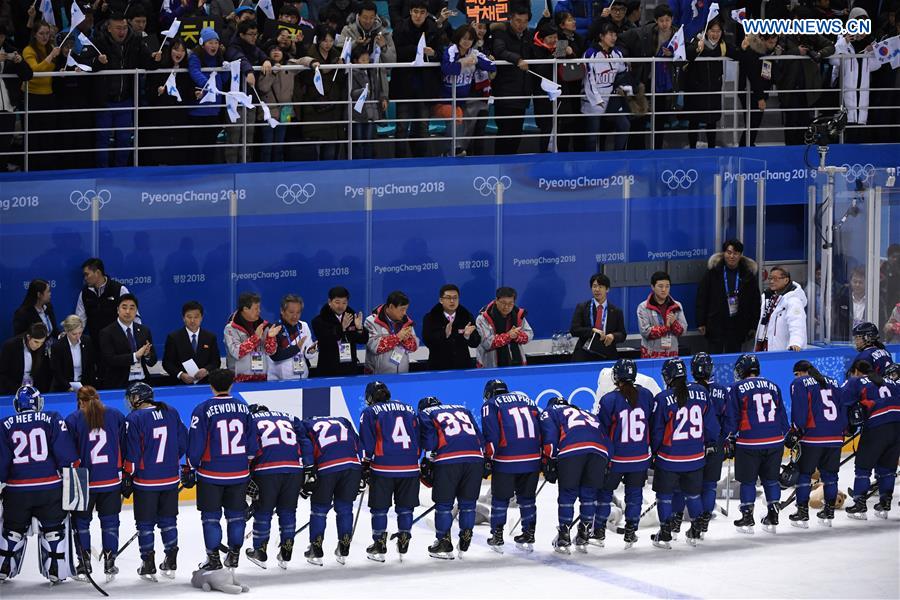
[266,320,317,380]
[256,67,296,122]
[617,22,674,93]
[829,36,879,124]
[224,37,269,79]
[338,13,397,63]
[188,48,229,118]
[755,282,808,351]
[475,301,534,369]
[683,37,741,121]
[299,44,346,140]
[223,313,278,381]
[773,35,835,108]
[91,28,158,104]
[739,34,777,103]
[350,67,387,122]
[391,16,445,101]
[695,252,761,342]
[364,304,418,374]
[421,303,481,370]
[636,295,687,358]
[491,23,538,107]
[311,303,369,376]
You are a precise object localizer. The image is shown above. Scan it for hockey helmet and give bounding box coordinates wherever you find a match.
[885,362,900,382]
[125,381,154,411]
[13,385,43,413]
[545,396,568,409]
[778,460,800,490]
[691,352,714,382]
[365,381,391,406]
[418,396,441,411]
[733,353,761,381]
[483,379,509,400]
[612,359,637,385]
[851,322,879,347]
[661,358,687,388]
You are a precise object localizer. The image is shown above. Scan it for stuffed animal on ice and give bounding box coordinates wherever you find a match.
[191,568,250,594]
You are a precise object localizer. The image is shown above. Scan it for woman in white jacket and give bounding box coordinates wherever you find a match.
[829,8,880,141]
[581,21,631,151]
[755,266,808,352]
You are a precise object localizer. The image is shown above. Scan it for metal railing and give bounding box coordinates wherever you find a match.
[1,53,896,170]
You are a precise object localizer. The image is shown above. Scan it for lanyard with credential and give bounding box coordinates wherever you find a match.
[724,269,739,297]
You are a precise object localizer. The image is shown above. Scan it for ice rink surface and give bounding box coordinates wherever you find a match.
[4,462,898,600]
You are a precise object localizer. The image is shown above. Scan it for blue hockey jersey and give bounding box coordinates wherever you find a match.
[853,347,894,376]
[188,395,257,484]
[651,384,719,472]
[697,381,729,444]
[725,377,789,449]
[790,375,846,447]
[841,377,900,429]
[250,410,312,475]
[359,401,421,478]
[124,405,188,490]
[539,404,609,460]
[419,404,484,464]
[596,386,655,472]
[302,416,361,473]
[0,410,78,492]
[65,407,126,491]
[481,392,542,473]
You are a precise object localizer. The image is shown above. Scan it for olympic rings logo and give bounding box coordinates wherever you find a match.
[70,190,111,212]
[840,163,875,182]
[473,176,512,196]
[660,169,699,190]
[275,183,317,205]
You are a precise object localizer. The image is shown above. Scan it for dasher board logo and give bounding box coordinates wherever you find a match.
[276,183,317,205]
[840,163,875,182]
[473,176,512,196]
[70,189,111,212]
[660,169,698,190]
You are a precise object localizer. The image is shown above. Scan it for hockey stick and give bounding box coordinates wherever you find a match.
[779,436,860,512]
[351,489,367,539]
[615,500,657,535]
[723,459,733,517]
[292,521,311,538]
[70,515,109,597]
[508,479,549,535]
[411,503,437,526]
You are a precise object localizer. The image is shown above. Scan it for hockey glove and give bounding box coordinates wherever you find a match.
[359,459,372,491]
[848,403,864,431]
[419,459,435,488]
[784,427,802,450]
[300,467,318,499]
[121,471,134,499]
[482,459,493,480]
[723,437,736,460]
[248,404,269,414]
[246,479,260,504]
[704,442,718,457]
[541,457,558,484]
[180,464,197,489]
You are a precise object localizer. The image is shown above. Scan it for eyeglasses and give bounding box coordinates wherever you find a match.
[440,295,459,301]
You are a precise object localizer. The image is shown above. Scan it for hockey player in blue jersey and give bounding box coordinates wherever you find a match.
[888,363,900,383]
[724,354,789,534]
[245,404,314,569]
[690,352,729,536]
[650,359,720,549]
[851,322,894,376]
[66,385,126,581]
[594,360,655,548]
[359,381,421,562]
[481,379,542,553]
[540,396,609,554]
[0,385,79,584]
[187,368,258,571]
[842,360,900,520]
[786,360,846,528]
[123,381,188,580]
[301,413,362,566]
[418,396,485,559]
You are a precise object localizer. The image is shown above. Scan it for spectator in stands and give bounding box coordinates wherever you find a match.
[188,27,229,164]
[422,283,480,370]
[127,4,158,51]
[871,2,900,143]
[224,19,272,162]
[92,13,161,168]
[438,24,496,156]
[885,303,900,343]
[161,0,205,30]
[475,286,533,368]
[582,21,631,151]
[365,290,418,374]
[682,18,741,149]
[22,20,58,171]
[300,24,346,160]
[830,8,879,143]
[144,38,193,165]
[531,21,558,152]
[570,273,626,362]
[881,244,900,324]
[589,0,634,40]
[221,4,260,43]
[339,1,396,63]
[0,25,29,171]
[257,41,294,162]
[0,322,50,394]
[98,294,156,389]
[311,285,368,376]
[267,294,318,380]
[323,0,360,28]
[391,0,445,158]
[50,315,98,391]
[76,257,136,372]
[625,1,640,27]
[224,291,280,382]
[12,279,58,339]
[350,44,388,158]
[554,0,601,38]
[834,265,870,341]
[492,3,537,156]
[738,33,778,147]
[94,0,157,32]
[163,300,221,385]
[263,4,311,51]
[636,270,687,358]
[274,25,301,58]
[618,4,676,150]
[209,0,239,21]
[54,32,95,169]
[696,239,761,354]
[754,266,807,352]
[554,11,586,152]
[670,0,713,40]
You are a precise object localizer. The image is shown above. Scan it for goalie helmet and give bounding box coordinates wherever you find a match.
[13,385,43,413]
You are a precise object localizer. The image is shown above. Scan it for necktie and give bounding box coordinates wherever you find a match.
[127,327,137,352]
[594,303,604,330]
[191,333,198,353]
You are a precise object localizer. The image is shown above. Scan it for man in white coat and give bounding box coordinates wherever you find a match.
[754,266,807,352]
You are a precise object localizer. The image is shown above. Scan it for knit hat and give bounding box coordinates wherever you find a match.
[848,6,868,19]
[199,27,219,45]
[234,5,255,14]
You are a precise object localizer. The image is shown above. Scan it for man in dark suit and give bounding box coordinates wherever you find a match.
[49,315,98,391]
[0,323,51,394]
[98,294,157,389]
[163,300,221,385]
[569,273,626,362]
[422,284,481,370]
[311,286,369,377]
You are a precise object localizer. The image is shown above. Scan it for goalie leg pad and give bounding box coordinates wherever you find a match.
[38,523,72,582]
[0,529,27,580]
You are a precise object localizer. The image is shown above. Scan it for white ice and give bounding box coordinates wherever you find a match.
[3,461,898,600]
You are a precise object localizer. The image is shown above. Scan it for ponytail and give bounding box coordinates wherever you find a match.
[77,386,105,431]
[806,365,827,388]
[852,360,884,386]
[618,381,638,408]
[672,377,688,408]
